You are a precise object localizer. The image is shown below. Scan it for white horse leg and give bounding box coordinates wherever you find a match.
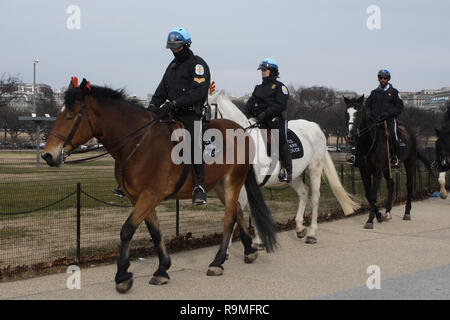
[439,171,448,199]
[289,177,309,238]
[305,164,323,244]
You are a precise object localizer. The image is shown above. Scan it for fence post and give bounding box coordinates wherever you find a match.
[176,199,180,236]
[76,182,81,265]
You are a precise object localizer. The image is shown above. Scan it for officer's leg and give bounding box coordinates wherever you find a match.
[275,119,292,182]
[388,118,400,167]
[184,113,207,205]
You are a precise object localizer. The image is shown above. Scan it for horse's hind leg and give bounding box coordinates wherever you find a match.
[305,163,322,244]
[145,210,171,285]
[207,176,243,276]
[234,202,258,263]
[383,171,394,221]
[290,176,309,239]
[403,160,415,220]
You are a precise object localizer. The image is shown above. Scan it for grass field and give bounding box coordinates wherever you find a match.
[0,149,435,272]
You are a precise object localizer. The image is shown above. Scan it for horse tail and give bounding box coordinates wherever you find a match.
[323,151,360,215]
[244,166,277,253]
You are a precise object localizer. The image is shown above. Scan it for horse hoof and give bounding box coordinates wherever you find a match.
[252,243,265,251]
[207,266,224,276]
[385,213,392,221]
[115,277,134,294]
[149,276,169,286]
[364,222,374,229]
[440,192,448,199]
[305,236,317,244]
[403,214,411,221]
[297,229,307,239]
[244,251,258,264]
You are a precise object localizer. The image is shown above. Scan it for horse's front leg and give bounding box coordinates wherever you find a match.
[383,170,394,221]
[361,171,379,229]
[115,192,159,294]
[403,160,415,220]
[145,210,171,285]
[439,171,448,199]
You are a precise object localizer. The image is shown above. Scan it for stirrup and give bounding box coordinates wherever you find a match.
[192,185,207,205]
[391,156,400,168]
[346,155,356,165]
[113,187,124,198]
[278,168,292,183]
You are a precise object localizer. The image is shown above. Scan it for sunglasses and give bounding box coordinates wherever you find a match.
[260,68,269,72]
[378,76,388,80]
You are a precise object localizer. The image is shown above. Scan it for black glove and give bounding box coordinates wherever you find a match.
[148,103,158,114]
[160,101,174,115]
[257,112,266,123]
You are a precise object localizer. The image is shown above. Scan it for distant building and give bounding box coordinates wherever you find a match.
[7,83,53,112]
[399,86,450,110]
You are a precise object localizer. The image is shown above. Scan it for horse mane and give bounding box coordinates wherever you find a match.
[64,85,146,111]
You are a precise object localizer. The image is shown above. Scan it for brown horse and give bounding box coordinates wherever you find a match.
[41,78,277,293]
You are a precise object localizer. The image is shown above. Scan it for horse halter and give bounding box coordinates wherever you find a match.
[49,96,95,151]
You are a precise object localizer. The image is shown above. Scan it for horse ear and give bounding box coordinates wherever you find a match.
[80,78,91,95]
[69,76,78,89]
[435,128,440,137]
[357,94,364,104]
[343,97,350,105]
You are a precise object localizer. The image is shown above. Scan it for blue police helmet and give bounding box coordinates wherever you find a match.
[166,27,192,49]
[378,69,391,80]
[258,58,279,71]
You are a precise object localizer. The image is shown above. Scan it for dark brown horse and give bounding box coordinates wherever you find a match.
[344,95,430,229]
[41,78,277,293]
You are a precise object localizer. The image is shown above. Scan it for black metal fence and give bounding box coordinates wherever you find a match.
[0,150,439,278]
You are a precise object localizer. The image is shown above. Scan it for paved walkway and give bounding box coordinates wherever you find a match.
[1,197,449,300]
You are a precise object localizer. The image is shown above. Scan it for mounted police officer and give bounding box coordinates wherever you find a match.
[151,27,211,205]
[366,69,404,168]
[243,58,292,182]
[113,27,210,204]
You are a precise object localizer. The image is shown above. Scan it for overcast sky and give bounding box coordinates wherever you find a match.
[1,0,449,99]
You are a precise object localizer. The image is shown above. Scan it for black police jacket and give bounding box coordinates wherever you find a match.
[150,48,210,113]
[243,76,289,121]
[365,84,404,120]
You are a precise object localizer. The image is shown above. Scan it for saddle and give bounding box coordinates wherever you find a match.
[261,127,304,159]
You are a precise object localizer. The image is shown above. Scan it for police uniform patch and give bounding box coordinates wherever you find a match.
[272,84,276,89]
[195,64,205,76]
[194,77,205,84]
[282,86,289,95]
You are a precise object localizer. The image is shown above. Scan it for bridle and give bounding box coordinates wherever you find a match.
[49,96,94,151]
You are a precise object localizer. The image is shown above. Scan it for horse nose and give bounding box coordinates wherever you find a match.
[41,152,53,165]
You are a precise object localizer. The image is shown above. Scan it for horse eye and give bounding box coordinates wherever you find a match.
[66,116,74,121]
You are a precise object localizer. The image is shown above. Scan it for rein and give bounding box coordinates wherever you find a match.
[49,99,164,164]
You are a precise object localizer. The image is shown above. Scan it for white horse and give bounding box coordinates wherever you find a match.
[208,91,359,246]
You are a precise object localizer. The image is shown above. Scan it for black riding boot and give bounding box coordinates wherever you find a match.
[391,139,400,168]
[192,164,207,205]
[278,144,292,182]
[113,185,124,198]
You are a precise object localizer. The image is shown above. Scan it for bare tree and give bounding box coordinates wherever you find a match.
[0,74,21,108]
